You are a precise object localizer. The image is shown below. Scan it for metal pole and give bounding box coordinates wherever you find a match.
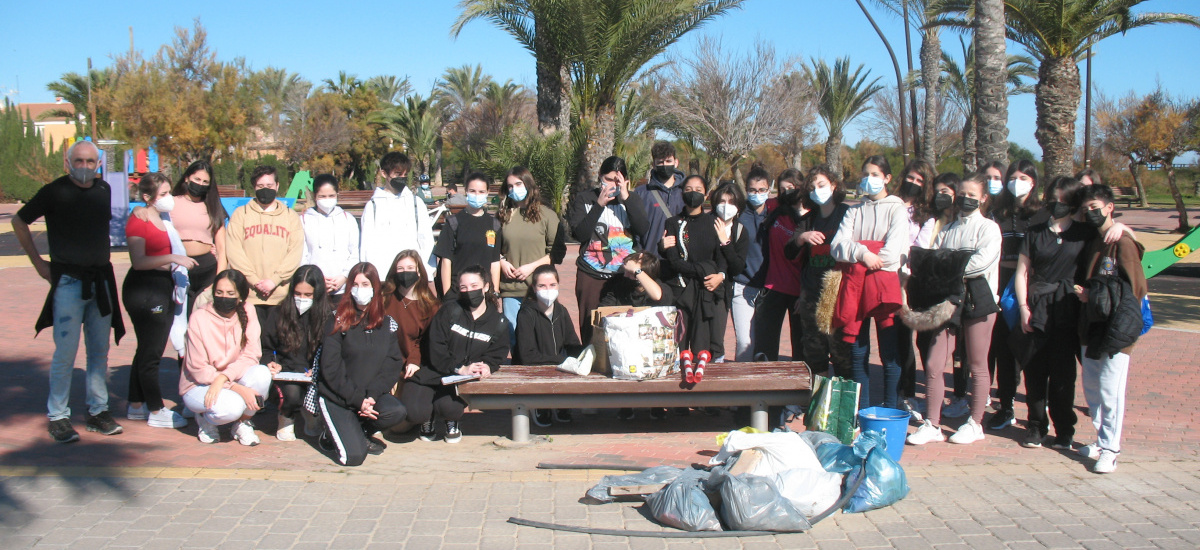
[903,0,920,157]
[855,0,908,159]
[86,57,96,141]
[1083,46,1093,168]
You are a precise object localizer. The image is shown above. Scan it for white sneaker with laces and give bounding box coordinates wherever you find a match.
[233,421,260,446]
[906,420,945,445]
[1078,443,1101,460]
[127,404,149,420]
[196,414,219,444]
[147,408,187,429]
[942,396,971,418]
[277,415,296,441]
[949,417,985,445]
[1092,450,1118,473]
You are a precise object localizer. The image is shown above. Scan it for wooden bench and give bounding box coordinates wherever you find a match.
[216,184,244,198]
[457,361,812,444]
[1114,186,1141,208]
[337,189,376,212]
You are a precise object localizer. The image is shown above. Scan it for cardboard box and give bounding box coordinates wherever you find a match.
[589,306,650,375]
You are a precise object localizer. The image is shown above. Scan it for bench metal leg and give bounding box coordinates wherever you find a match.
[750,401,768,432]
[512,404,530,444]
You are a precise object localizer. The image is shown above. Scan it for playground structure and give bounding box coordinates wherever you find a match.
[1143,225,1200,279]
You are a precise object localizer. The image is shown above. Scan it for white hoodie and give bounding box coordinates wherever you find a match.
[301,204,360,293]
[359,185,435,278]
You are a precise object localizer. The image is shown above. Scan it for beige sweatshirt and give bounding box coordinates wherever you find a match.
[225,200,304,306]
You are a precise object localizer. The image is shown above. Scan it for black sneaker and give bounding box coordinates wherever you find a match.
[987,408,1016,430]
[444,420,462,444]
[552,409,573,424]
[617,408,635,421]
[1020,427,1044,448]
[533,409,552,427]
[650,408,669,420]
[366,436,387,455]
[1048,434,1073,450]
[418,421,437,442]
[85,411,123,435]
[48,418,79,444]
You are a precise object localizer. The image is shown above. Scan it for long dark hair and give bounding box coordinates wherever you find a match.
[862,155,893,180]
[800,164,845,211]
[333,263,385,333]
[994,159,1042,219]
[498,166,544,224]
[455,264,497,308]
[1045,176,1084,215]
[213,269,251,349]
[276,265,331,359]
[898,159,938,225]
[381,249,440,318]
[172,160,226,236]
[710,180,745,214]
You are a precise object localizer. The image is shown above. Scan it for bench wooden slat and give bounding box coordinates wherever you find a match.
[457,362,811,396]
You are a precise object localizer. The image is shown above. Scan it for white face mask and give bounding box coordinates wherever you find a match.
[294,297,313,315]
[536,289,559,306]
[316,198,337,213]
[715,203,738,221]
[1007,179,1032,198]
[810,186,833,205]
[860,175,886,196]
[152,194,175,213]
[351,286,373,307]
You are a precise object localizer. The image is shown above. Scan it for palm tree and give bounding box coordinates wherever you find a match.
[373,94,440,177]
[867,0,942,165]
[934,0,1200,178]
[254,67,311,136]
[365,75,412,105]
[808,57,884,178]
[322,71,363,96]
[435,64,493,184]
[45,68,112,138]
[940,37,1035,170]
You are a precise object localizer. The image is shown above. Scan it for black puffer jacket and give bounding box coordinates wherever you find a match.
[1080,275,1142,359]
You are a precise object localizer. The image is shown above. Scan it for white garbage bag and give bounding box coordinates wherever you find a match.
[709,431,825,476]
[771,468,844,518]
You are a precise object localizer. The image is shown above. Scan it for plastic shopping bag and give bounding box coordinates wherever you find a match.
[603,306,680,380]
[841,431,910,513]
[556,345,595,376]
[804,375,861,444]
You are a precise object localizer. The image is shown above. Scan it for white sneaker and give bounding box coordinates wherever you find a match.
[901,398,924,423]
[906,420,945,445]
[277,415,296,441]
[943,396,971,418]
[147,408,187,429]
[233,421,260,446]
[1078,443,1101,460]
[1092,450,1118,474]
[949,417,985,445]
[196,414,219,444]
[126,404,148,420]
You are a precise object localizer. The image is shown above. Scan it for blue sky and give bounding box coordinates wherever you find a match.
[3,0,1198,158]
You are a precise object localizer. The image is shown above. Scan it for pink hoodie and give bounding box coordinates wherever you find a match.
[179,302,262,396]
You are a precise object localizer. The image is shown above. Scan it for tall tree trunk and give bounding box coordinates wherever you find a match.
[1034,55,1081,180]
[825,133,843,181]
[533,19,569,136]
[1129,157,1148,208]
[688,157,701,176]
[574,102,617,197]
[1164,158,1191,233]
[962,114,978,172]
[920,30,941,166]
[434,135,443,186]
[974,0,1009,165]
[730,155,745,188]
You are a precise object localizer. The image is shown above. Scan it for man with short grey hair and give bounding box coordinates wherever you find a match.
[12,140,126,443]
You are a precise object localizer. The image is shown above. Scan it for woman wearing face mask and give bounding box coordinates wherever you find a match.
[906,174,1002,446]
[123,173,197,428]
[515,265,583,426]
[498,166,560,346]
[981,161,1007,197]
[792,165,850,375]
[316,263,406,466]
[434,173,502,303]
[753,169,808,362]
[180,269,269,446]
[922,174,971,418]
[406,265,508,443]
[893,160,940,417]
[260,265,332,441]
[168,161,227,314]
[301,175,360,299]
[830,156,910,409]
[660,177,747,379]
[566,156,649,344]
[381,250,440,412]
[732,165,773,362]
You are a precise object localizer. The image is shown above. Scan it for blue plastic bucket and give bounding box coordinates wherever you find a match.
[858,406,911,462]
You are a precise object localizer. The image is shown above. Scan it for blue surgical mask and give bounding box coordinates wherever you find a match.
[508,186,528,202]
[859,176,886,196]
[466,194,489,209]
[987,177,1003,196]
[747,192,768,207]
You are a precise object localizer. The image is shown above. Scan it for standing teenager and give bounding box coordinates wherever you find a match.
[753,169,807,361]
[794,165,850,375]
[633,141,686,256]
[434,172,502,303]
[225,165,304,327]
[892,160,938,416]
[301,174,359,299]
[498,167,560,342]
[169,160,226,313]
[261,265,332,441]
[360,152,436,277]
[731,166,773,361]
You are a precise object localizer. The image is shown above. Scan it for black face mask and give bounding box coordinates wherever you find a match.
[933,193,954,211]
[956,196,980,214]
[213,296,240,316]
[389,176,408,190]
[394,271,420,289]
[1048,201,1073,219]
[682,191,705,209]
[187,182,210,198]
[900,181,923,198]
[1084,206,1108,228]
[653,164,675,182]
[255,187,277,204]
[458,288,485,310]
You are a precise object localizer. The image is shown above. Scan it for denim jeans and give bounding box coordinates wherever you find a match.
[502,297,522,350]
[849,319,900,410]
[731,283,761,362]
[48,274,113,420]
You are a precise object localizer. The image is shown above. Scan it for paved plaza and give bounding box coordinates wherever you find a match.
[1,204,1199,549]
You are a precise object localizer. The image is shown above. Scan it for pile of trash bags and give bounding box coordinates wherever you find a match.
[584,429,910,532]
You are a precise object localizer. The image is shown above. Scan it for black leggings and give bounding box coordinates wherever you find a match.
[276,381,306,419]
[186,252,217,316]
[123,269,175,411]
[319,394,406,466]
[401,382,467,423]
[753,289,803,361]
